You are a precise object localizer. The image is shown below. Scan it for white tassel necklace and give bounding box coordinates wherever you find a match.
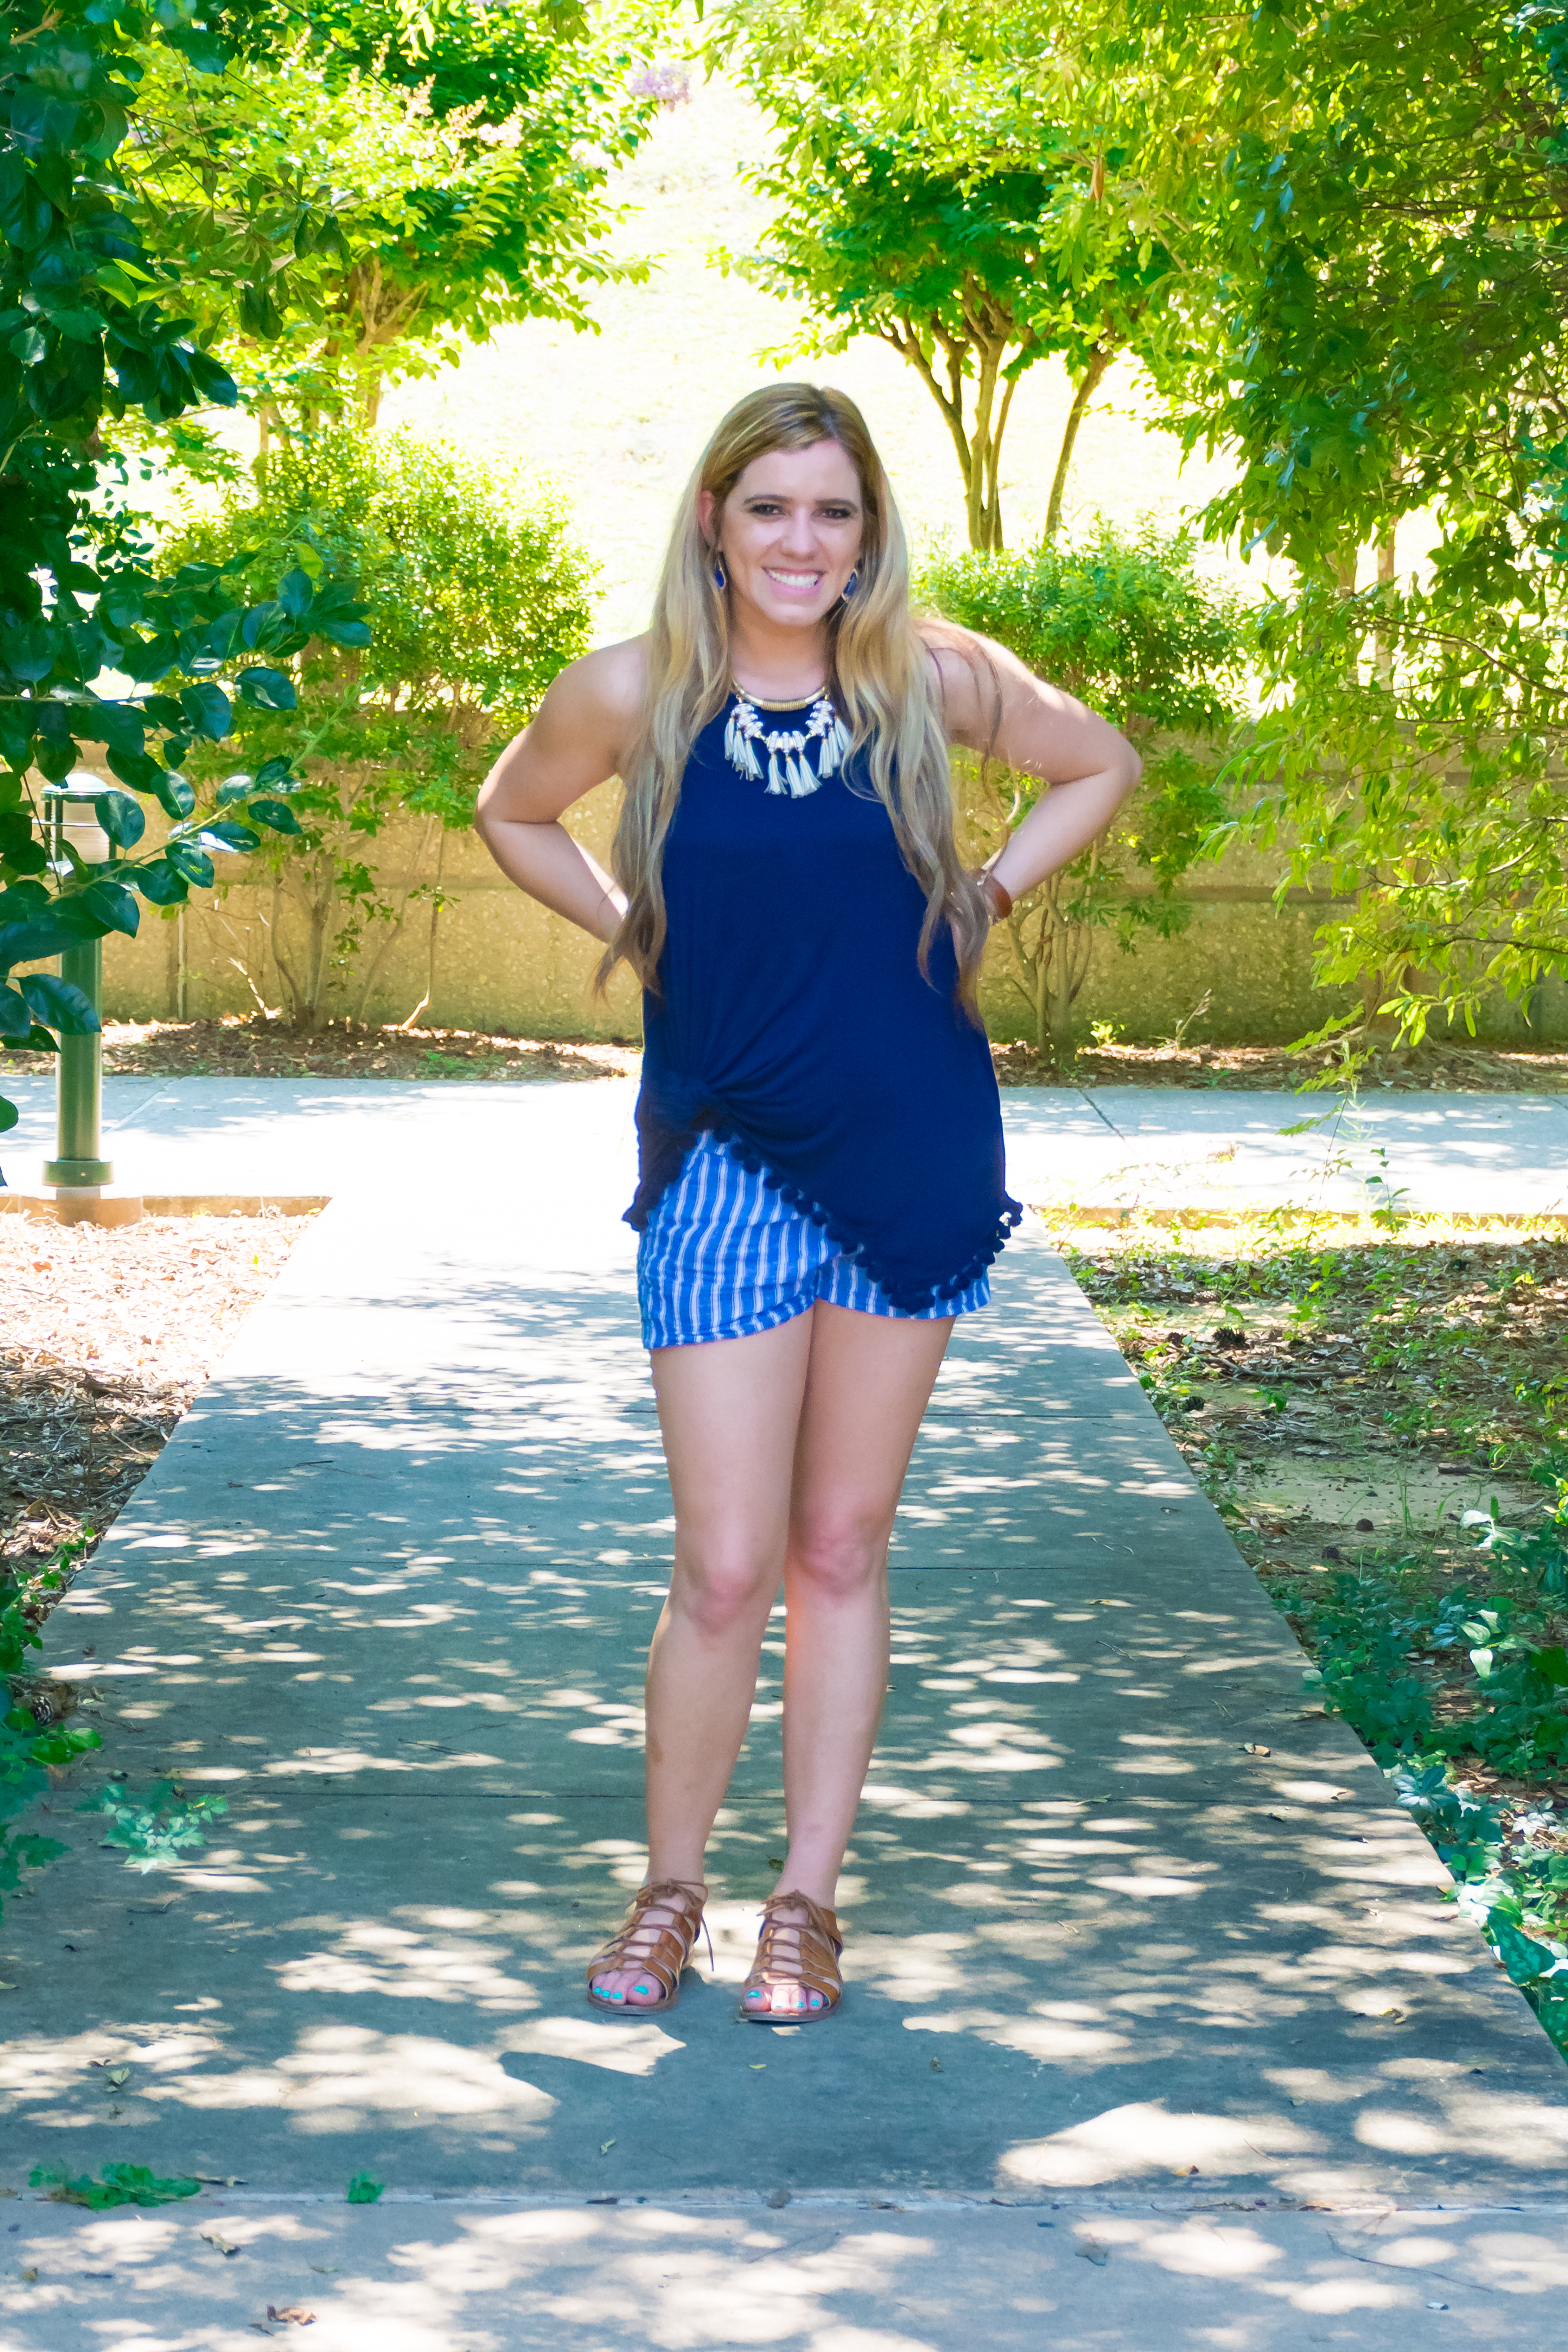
[724,685,850,799]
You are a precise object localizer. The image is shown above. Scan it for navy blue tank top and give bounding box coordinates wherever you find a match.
[625,694,1021,1309]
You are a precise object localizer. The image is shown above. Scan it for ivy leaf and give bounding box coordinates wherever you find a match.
[277,567,314,620]
[248,796,304,836]
[1490,1914,1558,1989]
[131,859,190,906]
[0,982,34,1041]
[147,770,196,822]
[93,790,145,852]
[164,842,214,889]
[235,665,297,711]
[20,974,100,1034]
[178,681,232,740]
[79,876,140,937]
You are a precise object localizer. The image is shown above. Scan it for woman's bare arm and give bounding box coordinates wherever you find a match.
[928,630,1142,902]
[474,638,647,942]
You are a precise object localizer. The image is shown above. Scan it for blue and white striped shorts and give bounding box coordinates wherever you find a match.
[636,1131,991,1351]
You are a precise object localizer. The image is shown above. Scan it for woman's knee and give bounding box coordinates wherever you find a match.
[787,1508,889,1602]
[668,1545,779,1640]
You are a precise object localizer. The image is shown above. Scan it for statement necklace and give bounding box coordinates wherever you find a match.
[724,684,850,799]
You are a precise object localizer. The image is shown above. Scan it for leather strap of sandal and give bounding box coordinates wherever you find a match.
[586,1879,709,2006]
[742,1890,843,2018]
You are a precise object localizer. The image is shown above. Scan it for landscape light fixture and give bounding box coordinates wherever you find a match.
[40,773,117,1210]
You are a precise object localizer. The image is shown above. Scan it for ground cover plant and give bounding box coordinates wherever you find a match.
[1061,1212,1568,2058]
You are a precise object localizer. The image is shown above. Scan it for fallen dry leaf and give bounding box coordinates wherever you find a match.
[201,2231,239,2258]
[599,2139,615,2154]
[266,2308,315,2327]
[21,2267,38,2283]
[1076,2241,1110,2267]
[104,2065,130,2089]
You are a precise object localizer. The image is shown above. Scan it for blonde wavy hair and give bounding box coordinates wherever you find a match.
[599,382,990,1001]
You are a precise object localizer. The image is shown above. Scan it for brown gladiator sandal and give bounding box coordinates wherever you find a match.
[585,1880,710,2015]
[739,1891,843,2023]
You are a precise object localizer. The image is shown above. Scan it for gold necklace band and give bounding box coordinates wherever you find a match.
[731,679,829,711]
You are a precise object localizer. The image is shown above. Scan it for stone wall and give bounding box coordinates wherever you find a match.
[91,783,1565,1047]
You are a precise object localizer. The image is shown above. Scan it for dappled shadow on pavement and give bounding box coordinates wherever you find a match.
[2,2197,1566,2348]
[2,1226,1567,2204]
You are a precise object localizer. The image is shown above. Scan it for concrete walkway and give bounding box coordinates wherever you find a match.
[3,1072,1567,1214]
[2,1085,1568,2344]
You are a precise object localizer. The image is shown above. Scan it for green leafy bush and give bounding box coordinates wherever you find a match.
[919,518,1251,737]
[161,428,599,1029]
[1,1538,100,1911]
[919,520,1254,1055]
[173,427,599,734]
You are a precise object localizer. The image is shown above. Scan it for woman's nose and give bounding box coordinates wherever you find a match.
[778,505,819,555]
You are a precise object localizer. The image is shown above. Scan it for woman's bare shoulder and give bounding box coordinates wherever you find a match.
[915,619,1014,741]
[543,634,651,733]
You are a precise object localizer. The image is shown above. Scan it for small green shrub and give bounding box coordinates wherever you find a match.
[173,425,599,733]
[160,426,599,1029]
[919,518,1252,737]
[919,521,1255,1055]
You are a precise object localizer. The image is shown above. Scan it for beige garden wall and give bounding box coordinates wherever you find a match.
[93,784,1562,1049]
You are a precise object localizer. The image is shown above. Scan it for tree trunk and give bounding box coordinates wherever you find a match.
[882,317,1019,552]
[1373,527,1396,682]
[1044,341,1115,542]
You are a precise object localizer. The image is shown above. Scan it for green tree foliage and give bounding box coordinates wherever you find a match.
[1070,0,1568,1055]
[709,0,1167,549]
[921,523,1253,1052]
[122,0,659,433]
[0,0,369,1139]
[162,426,597,1028]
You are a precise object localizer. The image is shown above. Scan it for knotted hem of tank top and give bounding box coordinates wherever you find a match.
[628,1106,1022,1312]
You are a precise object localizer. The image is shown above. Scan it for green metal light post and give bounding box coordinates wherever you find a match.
[41,774,114,1205]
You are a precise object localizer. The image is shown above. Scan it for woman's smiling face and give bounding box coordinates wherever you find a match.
[700,439,865,632]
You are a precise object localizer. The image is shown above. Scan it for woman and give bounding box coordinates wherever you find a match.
[476,383,1139,2025]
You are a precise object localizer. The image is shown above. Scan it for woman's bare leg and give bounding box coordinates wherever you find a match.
[589,1311,814,2006]
[742,1301,953,2017]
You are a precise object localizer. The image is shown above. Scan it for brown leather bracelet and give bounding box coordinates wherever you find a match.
[972,867,1013,922]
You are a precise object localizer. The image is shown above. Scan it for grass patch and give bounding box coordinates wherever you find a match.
[1059,1209,1568,2059]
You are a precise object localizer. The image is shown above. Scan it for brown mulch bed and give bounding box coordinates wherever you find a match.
[1,1211,314,1591]
[4,1017,1563,1091]
[993,1039,1568,1092]
[0,1017,639,1083]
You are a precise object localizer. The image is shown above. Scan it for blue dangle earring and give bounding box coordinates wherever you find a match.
[712,553,728,591]
[841,567,859,600]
